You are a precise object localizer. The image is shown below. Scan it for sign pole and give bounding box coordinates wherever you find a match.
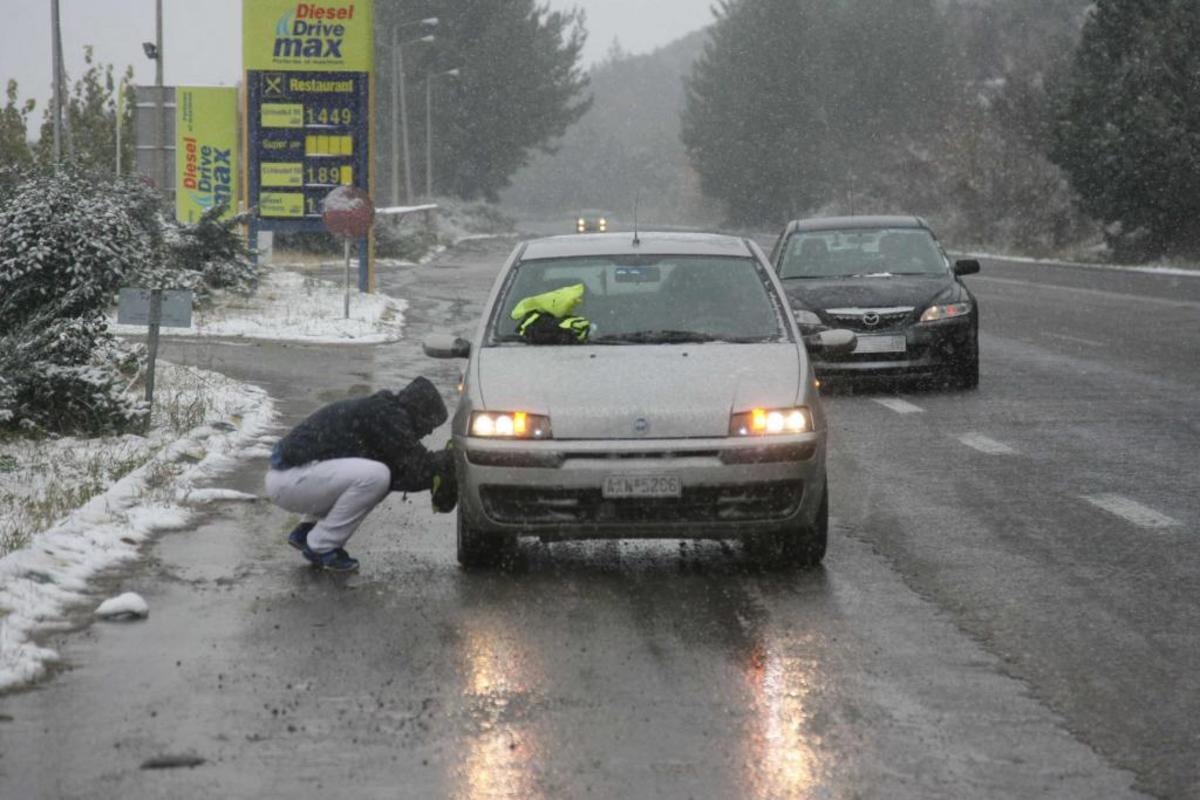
[145,288,163,426]
[344,238,352,319]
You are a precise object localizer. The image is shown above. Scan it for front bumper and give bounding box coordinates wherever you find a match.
[456,433,826,541]
[812,317,974,376]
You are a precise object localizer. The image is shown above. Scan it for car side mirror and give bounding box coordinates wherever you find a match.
[423,334,471,359]
[803,328,856,356]
[954,259,981,276]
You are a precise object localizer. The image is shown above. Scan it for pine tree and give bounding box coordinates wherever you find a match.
[1051,0,1200,259]
[682,0,960,226]
[378,0,591,201]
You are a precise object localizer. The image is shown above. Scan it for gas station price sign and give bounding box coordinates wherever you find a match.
[246,70,370,227]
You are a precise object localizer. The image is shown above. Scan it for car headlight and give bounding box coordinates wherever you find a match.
[792,309,822,326]
[730,407,812,436]
[470,411,553,439]
[920,302,972,322]
[598,218,608,232]
[576,218,586,232]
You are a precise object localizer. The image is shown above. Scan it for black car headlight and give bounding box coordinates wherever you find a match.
[920,302,972,322]
[792,309,822,326]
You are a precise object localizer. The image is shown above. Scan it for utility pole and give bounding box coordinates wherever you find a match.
[155,0,167,195]
[398,30,412,206]
[425,69,460,199]
[50,0,62,164]
[391,20,436,205]
[115,81,123,177]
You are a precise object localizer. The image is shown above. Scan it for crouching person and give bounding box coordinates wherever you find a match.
[265,377,454,572]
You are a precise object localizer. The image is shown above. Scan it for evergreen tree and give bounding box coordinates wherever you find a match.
[1051,0,1200,259]
[682,0,960,226]
[378,0,591,201]
[0,80,36,173]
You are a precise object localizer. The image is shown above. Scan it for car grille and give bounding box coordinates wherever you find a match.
[827,307,914,331]
[479,481,804,526]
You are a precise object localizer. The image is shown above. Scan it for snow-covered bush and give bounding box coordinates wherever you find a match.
[164,205,257,301]
[0,169,153,434]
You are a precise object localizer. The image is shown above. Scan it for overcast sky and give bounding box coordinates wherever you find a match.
[0,0,712,135]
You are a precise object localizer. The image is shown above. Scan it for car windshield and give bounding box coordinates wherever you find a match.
[779,227,949,279]
[491,255,788,344]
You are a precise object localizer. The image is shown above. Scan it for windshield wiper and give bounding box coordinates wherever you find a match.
[592,330,721,345]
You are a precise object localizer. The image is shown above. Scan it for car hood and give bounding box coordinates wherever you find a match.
[476,344,801,439]
[782,274,959,312]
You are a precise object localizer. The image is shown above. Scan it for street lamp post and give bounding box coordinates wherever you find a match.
[425,68,460,199]
[391,19,437,205]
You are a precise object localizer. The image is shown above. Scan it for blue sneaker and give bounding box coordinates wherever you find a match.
[302,547,360,573]
[287,521,316,551]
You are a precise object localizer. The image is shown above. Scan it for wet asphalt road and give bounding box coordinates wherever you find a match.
[1,236,1198,799]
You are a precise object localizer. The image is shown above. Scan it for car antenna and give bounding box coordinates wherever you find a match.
[632,189,641,246]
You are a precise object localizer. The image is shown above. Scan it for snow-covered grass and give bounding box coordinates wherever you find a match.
[962,251,1200,277]
[110,268,407,344]
[0,362,276,691]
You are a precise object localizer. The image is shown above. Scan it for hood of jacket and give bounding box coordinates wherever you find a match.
[391,377,448,437]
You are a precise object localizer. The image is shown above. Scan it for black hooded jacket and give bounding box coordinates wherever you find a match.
[271,377,449,492]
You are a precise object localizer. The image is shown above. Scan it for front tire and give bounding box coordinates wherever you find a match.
[756,484,828,569]
[456,508,511,569]
[953,352,980,390]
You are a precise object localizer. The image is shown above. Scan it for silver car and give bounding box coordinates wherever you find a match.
[424,232,854,568]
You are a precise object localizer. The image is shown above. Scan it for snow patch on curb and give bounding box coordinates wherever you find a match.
[963,251,1200,278]
[110,269,407,344]
[0,367,276,692]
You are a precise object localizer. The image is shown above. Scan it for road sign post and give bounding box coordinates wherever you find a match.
[322,186,375,319]
[118,288,194,427]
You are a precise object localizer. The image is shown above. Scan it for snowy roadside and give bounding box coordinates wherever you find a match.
[109,268,407,344]
[962,251,1200,278]
[0,362,277,692]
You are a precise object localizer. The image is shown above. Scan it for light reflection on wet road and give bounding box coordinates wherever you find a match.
[0,235,1194,798]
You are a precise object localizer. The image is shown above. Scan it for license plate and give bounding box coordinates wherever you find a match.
[853,334,906,354]
[602,475,682,499]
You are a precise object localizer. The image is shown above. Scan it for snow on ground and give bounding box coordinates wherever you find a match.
[110,268,407,344]
[0,362,277,691]
[964,251,1200,277]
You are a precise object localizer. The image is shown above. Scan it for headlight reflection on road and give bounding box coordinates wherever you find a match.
[744,641,822,798]
[456,621,545,800]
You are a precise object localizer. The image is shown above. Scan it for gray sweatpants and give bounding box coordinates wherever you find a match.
[265,458,391,553]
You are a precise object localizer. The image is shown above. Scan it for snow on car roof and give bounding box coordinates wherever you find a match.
[788,215,927,232]
[520,232,755,260]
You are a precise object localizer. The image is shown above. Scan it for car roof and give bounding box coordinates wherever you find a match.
[519,232,756,261]
[787,215,928,233]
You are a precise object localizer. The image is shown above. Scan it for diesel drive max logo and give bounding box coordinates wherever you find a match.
[274,3,356,59]
[182,138,233,212]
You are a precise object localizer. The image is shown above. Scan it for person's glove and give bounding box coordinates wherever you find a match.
[431,442,458,514]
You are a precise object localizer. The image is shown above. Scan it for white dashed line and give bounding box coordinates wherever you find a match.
[1082,494,1181,529]
[873,398,925,415]
[1046,332,1104,348]
[956,433,1016,455]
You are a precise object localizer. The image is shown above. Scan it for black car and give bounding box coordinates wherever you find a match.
[769,216,980,388]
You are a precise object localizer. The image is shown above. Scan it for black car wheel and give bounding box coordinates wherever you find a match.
[456,509,513,569]
[951,346,980,390]
[755,483,828,569]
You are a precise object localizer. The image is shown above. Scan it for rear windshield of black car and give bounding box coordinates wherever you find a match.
[490,255,791,344]
[779,228,949,279]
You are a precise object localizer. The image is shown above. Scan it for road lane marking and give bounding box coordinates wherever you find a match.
[1046,332,1104,347]
[956,433,1016,455]
[972,275,1200,311]
[1082,494,1181,529]
[873,398,924,415]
